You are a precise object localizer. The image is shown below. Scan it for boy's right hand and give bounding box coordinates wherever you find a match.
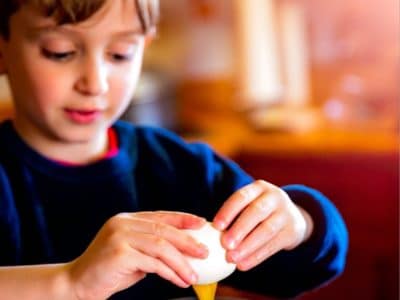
[67,211,208,300]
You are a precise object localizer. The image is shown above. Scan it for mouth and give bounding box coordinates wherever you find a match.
[64,108,103,124]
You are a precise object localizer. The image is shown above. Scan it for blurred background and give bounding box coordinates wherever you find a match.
[128,0,399,135]
[0,0,398,299]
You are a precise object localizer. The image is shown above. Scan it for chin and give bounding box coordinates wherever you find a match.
[53,126,105,144]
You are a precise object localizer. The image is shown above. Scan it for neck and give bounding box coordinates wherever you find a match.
[12,120,109,165]
[47,135,109,165]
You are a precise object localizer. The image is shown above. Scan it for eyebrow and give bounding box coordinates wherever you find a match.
[111,30,145,39]
[26,25,144,41]
[25,25,79,41]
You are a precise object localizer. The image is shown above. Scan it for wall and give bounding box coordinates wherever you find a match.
[143,0,399,133]
[305,0,399,132]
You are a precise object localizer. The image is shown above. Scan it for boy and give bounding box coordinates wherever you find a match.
[0,0,348,299]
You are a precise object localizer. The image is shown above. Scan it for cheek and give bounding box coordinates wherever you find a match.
[28,59,71,102]
[110,49,144,106]
[10,54,70,109]
[109,67,141,107]
[28,74,66,108]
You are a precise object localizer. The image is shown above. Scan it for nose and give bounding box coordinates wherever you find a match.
[75,56,109,96]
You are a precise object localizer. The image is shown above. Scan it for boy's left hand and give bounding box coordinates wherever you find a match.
[213,180,314,271]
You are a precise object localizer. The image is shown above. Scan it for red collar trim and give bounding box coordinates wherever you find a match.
[104,126,119,159]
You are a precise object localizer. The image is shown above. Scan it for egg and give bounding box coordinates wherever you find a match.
[184,222,236,285]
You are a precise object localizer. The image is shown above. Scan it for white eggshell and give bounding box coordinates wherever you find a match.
[184,222,236,285]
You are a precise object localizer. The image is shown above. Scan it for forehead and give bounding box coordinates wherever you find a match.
[14,0,143,37]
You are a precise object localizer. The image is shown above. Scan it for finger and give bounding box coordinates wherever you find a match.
[221,192,279,250]
[135,211,207,229]
[213,180,271,231]
[117,215,208,257]
[128,232,198,285]
[131,271,147,283]
[226,213,285,264]
[235,233,286,271]
[130,248,192,288]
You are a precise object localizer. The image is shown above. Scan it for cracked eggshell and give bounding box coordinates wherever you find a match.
[184,222,236,285]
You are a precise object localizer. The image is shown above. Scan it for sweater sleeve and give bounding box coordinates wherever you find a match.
[222,184,348,298]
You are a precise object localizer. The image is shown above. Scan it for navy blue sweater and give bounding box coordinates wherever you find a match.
[0,120,348,299]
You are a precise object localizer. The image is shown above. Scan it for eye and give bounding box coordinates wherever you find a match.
[41,48,75,61]
[110,53,133,62]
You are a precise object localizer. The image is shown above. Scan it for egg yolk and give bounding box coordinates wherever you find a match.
[192,282,218,300]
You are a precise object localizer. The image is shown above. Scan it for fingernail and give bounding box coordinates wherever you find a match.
[190,272,198,284]
[226,237,237,250]
[213,219,226,230]
[197,243,209,257]
[198,217,207,224]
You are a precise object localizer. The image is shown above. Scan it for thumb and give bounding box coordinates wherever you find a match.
[139,211,207,229]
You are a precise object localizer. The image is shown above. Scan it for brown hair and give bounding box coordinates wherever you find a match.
[0,0,159,38]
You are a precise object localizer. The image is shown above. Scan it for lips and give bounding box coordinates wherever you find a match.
[64,108,102,124]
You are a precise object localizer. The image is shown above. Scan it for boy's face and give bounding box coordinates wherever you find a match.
[0,0,146,147]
